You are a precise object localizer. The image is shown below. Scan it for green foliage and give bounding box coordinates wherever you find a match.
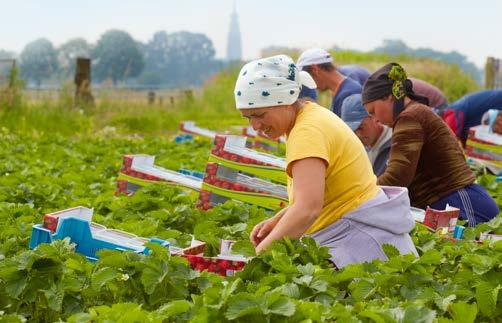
[0,79,500,322]
[139,31,219,87]
[19,38,59,86]
[330,50,479,103]
[92,30,144,84]
[57,38,91,78]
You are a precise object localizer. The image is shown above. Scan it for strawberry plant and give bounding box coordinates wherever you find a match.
[0,128,501,322]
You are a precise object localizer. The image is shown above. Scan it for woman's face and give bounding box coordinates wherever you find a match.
[240,105,294,139]
[364,95,394,127]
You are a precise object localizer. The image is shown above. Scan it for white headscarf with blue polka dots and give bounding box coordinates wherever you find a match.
[234,55,317,109]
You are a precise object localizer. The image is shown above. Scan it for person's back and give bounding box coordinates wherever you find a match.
[287,102,380,233]
[450,90,502,142]
[338,65,370,86]
[409,78,448,110]
[379,102,475,208]
[331,77,362,117]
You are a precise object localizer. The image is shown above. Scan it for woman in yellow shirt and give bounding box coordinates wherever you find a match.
[235,55,417,268]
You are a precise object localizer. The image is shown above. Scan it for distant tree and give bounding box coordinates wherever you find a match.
[374,39,412,56]
[138,31,170,86]
[137,30,220,87]
[57,38,91,78]
[19,38,59,86]
[374,39,482,83]
[0,49,16,59]
[92,30,144,85]
[163,31,217,86]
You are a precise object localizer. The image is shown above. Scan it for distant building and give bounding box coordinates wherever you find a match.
[226,2,242,62]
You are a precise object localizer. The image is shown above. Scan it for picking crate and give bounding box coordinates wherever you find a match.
[197,162,288,211]
[117,155,203,194]
[30,206,248,276]
[465,125,502,174]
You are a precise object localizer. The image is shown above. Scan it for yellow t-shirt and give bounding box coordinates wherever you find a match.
[286,102,380,234]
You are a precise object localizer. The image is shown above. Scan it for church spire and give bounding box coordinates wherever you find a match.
[226,1,242,61]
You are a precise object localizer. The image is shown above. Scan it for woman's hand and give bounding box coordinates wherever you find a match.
[252,158,326,254]
[250,213,283,247]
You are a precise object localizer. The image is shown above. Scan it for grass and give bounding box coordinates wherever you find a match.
[0,51,480,137]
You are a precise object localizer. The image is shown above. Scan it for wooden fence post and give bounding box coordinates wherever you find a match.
[74,57,95,107]
[485,57,495,90]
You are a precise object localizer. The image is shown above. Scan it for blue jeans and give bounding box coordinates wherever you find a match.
[431,184,499,227]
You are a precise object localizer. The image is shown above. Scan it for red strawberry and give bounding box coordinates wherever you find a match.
[200,191,210,199]
[204,176,215,185]
[219,260,229,269]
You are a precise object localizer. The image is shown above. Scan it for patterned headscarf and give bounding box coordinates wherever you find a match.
[234,55,317,109]
[362,62,428,120]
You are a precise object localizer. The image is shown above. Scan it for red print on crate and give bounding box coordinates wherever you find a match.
[423,206,460,231]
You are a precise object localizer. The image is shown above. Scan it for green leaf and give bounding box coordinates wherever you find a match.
[359,309,389,323]
[461,254,495,275]
[156,300,192,319]
[281,283,300,298]
[225,293,261,320]
[475,282,499,317]
[349,278,376,301]
[222,278,241,301]
[310,278,329,293]
[293,275,313,286]
[224,222,247,234]
[266,297,295,317]
[42,284,64,312]
[231,240,256,257]
[434,294,456,312]
[493,239,502,251]
[268,251,297,274]
[334,263,367,283]
[382,243,400,258]
[402,305,436,323]
[202,287,225,309]
[91,267,119,290]
[64,257,88,273]
[297,263,315,276]
[0,267,27,298]
[141,263,169,295]
[0,313,29,323]
[416,249,443,265]
[449,301,477,323]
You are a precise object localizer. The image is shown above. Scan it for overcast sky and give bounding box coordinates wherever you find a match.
[1,0,500,67]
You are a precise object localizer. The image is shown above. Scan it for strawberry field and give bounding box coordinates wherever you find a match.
[0,55,500,322]
[0,127,500,323]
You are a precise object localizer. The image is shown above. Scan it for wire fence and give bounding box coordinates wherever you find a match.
[20,86,202,106]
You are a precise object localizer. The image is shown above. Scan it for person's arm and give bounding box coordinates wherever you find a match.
[250,206,288,247]
[255,157,326,253]
[378,116,424,187]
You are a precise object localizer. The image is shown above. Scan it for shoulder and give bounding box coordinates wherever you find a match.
[340,78,362,94]
[399,102,432,120]
[290,103,337,136]
[393,104,428,133]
